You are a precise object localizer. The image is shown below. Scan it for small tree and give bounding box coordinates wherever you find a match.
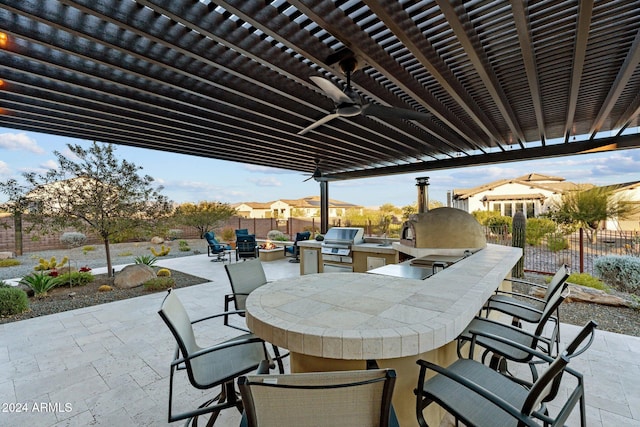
[24,142,171,277]
[0,179,32,256]
[548,187,638,244]
[173,201,237,238]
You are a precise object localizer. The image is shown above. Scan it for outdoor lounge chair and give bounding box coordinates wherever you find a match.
[224,258,288,373]
[284,231,311,263]
[483,264,570,354]
[458,281,569,381]
[158,289,270,426]
[235,229,258,261]
[203,231,231,262]
[238,368,398,427]
[416,320,597,427]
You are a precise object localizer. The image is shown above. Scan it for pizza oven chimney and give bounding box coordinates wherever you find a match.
[416,176,429,213]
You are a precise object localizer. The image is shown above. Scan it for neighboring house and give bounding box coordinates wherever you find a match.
[604,180,640,231]
[233,196,362,219]
[451,173,590,218]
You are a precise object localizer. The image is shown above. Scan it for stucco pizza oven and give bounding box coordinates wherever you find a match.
[399,207,486,255]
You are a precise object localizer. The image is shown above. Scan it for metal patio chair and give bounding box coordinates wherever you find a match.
[484,264,570,354]
[224,258,288,373]
[238,368,398,427]
[416,321,597,427]
[158,289,270,426]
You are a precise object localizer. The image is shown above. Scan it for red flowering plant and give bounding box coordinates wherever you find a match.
[48,269,59,277]
[79,266,92,273]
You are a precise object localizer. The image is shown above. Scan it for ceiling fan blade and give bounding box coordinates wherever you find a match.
[310,76,353,104]
[362,104,430,121]
[298,112,341,135]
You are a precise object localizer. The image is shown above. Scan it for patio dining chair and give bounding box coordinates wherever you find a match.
[224,258,288,373]
[416,320,597,427]
[158,289,271,426]
[484,264,570,354]
[458,281,569,381]
[238,368,398,427]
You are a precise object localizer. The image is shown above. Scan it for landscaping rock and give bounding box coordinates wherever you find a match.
[531,283,630,307]
[0,251,15,260]
[113,264,156,289]
[150,236,164,244]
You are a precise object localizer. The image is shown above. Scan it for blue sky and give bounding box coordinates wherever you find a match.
[1,127,640,208]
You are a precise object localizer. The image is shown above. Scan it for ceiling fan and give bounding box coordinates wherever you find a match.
[303,158,324,182]
[298,50,430,135]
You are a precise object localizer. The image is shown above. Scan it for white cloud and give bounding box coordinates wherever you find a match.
[243,164,295,174]
[0,132,45,154]
[0,160,10,176]
[41,160,58,170]
[249,176,282,187]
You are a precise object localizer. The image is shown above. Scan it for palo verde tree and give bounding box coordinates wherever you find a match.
[24,142,172,277]
[547,186,638,244]
[173,201,237,237]
[0,178,33,256]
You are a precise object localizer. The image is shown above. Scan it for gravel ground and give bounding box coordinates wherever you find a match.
[2,240,639,336]
[0,238,208,281]
[514,273,640,337]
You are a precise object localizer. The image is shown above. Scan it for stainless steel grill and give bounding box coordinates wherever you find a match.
[321,227,364,273]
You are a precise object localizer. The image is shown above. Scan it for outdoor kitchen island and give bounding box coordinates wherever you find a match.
[245,243,522,427]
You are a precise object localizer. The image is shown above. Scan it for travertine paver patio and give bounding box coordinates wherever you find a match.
[1,254,638,426]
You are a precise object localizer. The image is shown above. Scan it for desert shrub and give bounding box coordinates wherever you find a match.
[267,230,285,241]
[34,256,69,271]
[98,285,113,292]
[20,272,60,297]
[82,245,96,254]
[157,268,172,277]
[0,287,29,316]
[526,218,557,246]
[150,245,170,257]
[57,271,95,287]
[167,229,184,240]
[546,233,569,252]
[486,216,512,234]
[60,232,87,247]
[143,277,175,291]
[134,255,158,266]
[566,272,610,292]
[0,259,21,268]
[178,240,191,252]
[220,227,235,242]
[472,210,502,225]
[117,251,133,257]
[594,255,640,295]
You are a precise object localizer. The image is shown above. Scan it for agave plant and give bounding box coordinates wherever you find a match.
[20,272,60,297]
[134,255,158,266]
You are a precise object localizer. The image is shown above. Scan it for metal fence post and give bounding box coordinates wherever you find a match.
[579,227,584,273]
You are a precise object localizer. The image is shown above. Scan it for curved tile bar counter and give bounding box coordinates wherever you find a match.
[246,243,523,426]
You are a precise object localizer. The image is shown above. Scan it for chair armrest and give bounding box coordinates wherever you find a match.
[486,297,545,315]
[491,290,546,304]
[465,328,556,364]
[504,277,549,290]
[171,334,266,366]
[191,309,247,325]
[416,359,540,427]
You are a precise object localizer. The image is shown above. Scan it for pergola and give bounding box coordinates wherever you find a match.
[2,1,640,231]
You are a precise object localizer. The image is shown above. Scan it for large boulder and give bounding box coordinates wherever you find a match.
[114,264,156,289]
[150,236,164,245]
[0,251,15,260]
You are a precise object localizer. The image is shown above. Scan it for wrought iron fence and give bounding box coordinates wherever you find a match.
[485,227,640,276]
